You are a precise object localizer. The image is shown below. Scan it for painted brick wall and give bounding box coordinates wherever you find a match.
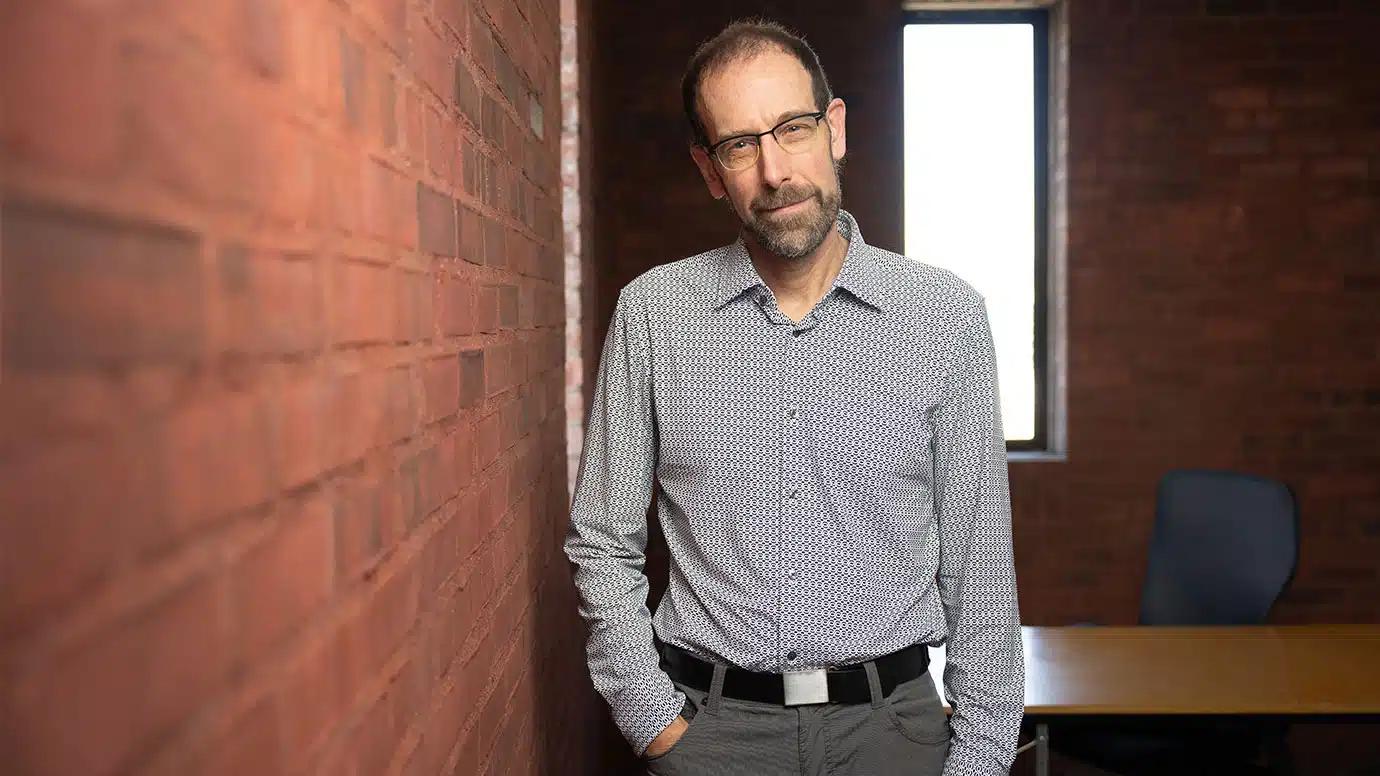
[0,0,595,774]
[586,0,1380,642]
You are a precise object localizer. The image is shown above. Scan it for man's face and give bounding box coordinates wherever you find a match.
[690,48,848,260]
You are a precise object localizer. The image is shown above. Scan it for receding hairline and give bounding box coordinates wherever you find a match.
[693,44,819,144]
[681,18,834,148]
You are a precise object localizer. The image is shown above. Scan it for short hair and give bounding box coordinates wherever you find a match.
[680,18,834,149]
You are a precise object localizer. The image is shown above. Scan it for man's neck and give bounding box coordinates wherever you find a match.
[744,225,849,314]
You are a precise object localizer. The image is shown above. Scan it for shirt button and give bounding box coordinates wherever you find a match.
[788,488,799,500]
[787,650,799,661]
[787,569,799,581]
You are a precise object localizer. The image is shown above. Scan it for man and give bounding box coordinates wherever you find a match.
[563,18,1023,776]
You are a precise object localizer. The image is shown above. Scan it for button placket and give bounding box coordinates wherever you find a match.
[779,316,807,670]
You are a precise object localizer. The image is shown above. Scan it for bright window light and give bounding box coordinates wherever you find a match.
[903,22,1037,442]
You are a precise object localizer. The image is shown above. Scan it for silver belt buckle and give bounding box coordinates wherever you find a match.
[782,668,829,706]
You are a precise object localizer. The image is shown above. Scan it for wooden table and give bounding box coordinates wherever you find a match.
[924,625,1380,776]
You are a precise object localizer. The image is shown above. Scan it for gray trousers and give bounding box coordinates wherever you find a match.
[643,659,952,775]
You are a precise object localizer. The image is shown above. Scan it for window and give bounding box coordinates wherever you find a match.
[903,8,1051,452]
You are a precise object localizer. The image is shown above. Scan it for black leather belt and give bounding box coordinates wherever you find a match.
[654,636,930,706]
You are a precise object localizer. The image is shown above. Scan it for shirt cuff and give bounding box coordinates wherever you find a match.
[941,739,1013,776]
[621,687,689,757]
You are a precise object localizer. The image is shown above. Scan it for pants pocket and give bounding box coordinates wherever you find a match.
[882,673,951,745]
[644,687,715,767]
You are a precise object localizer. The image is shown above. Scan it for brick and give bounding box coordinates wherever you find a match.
[196,698,284,776]
[332,258,396,344]
[216,245,322,355]
[482,155,499,206]
[460,206,484,264]
[160,390,276,532]
[499,285,519,328]
[437,0,469,39]
[345,561,420,678]
[258,122,316,226]
[425,354,461,423]
[1275,0,1340,13]
[362,0,406,55]
[1210,87,1269,110]
[333,474,386,580]
[476,285,500,334]
[1206,0,1268,14]
[233,494,334,661]
[470,11,495,77]
[0,2,123,175]
[494,44,523,106]
[323,145,362,234]
[393,268,433,343]
[285,2,335,113]
[482,95,503,149]
[271,375,332,489]
[380,70,398,147]
[1,202,203,370]
[0,431,163,629]
[483,219,507,268]
[455,60,482,127]
[477,410,503,470]
[460,349,485,408]
[330,369,387,466]
[8,573,232,776]
[361,157,398,242]
[417,183,458,256]
[240,0,285,78]
[528,92,545,139]
[485,342,515,397]
[339,30,365,129]
[433,435,460,522]
[461,138,480,196]
[384,365,422,443]
[403,85,425,166]
[126,40,256,205]
[441,274,476,336]
[457,425,476,491]
[415,16,453,103]
[1311,156,1369,178]
[425,105,454,183]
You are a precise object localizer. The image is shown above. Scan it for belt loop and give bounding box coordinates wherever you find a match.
[704,662,728,716]
[862,660,886,709]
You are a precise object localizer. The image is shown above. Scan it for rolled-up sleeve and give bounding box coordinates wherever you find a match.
[562,283,686,757]
[932,294,1025,776]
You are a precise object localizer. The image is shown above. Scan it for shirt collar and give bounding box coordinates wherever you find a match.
[711,209,890,314]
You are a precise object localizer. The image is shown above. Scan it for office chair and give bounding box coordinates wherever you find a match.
[1034,468,1300,776]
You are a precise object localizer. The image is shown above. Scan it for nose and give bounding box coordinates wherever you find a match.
[756,133,791,190]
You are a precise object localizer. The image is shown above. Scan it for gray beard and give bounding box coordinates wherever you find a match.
[745,186,841,260]
[732,160,844,261]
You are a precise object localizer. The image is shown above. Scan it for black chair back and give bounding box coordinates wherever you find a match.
[1138,468,1299,626]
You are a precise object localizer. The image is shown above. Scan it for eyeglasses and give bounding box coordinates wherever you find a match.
[705,110,828,171]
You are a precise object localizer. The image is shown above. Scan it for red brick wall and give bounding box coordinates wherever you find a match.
[586,0,1380,634]
[1,0,594,774]
[1053,0,1380,624]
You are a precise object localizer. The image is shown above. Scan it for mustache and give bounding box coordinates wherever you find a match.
[753,186,818,212]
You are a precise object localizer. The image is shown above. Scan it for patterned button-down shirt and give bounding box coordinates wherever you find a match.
[563,209,1023,775]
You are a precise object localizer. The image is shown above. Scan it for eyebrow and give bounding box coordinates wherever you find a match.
[712,108,817,145]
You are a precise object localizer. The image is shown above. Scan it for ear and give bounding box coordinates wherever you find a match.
[689,144,728,200]
[824,97,847,162]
